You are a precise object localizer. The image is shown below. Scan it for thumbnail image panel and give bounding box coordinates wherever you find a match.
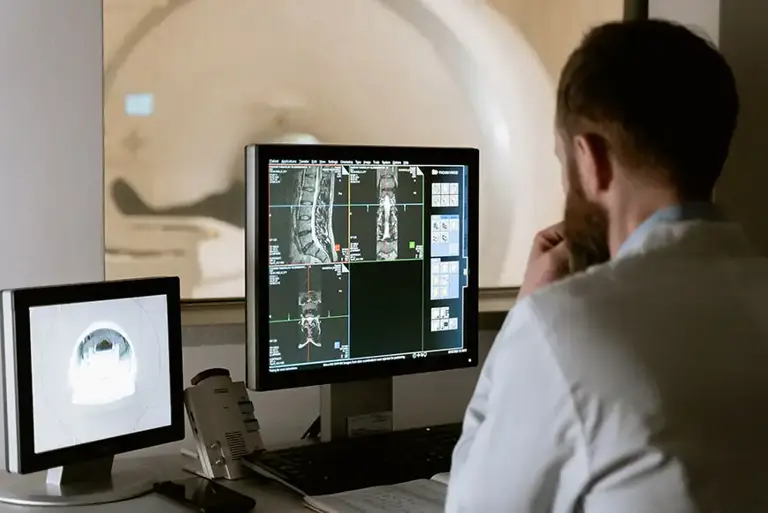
[268,165,349,264]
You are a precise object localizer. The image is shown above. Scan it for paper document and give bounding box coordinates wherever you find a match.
[304,479,446,513]
[430,472,450,486]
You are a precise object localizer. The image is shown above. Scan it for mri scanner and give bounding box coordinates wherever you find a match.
[103,0,567,298]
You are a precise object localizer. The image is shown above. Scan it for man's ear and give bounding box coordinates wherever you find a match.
[573,133,612,196]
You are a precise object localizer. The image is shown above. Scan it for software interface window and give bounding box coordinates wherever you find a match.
[268,159,469,371]
[29,295,172,454]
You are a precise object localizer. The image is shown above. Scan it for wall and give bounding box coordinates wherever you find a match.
[647,0,768,257]
[490,0,623,80]
[649,0,720,43]
[0,0,104,290]
[101,0,570,296]
[716,0,768,255]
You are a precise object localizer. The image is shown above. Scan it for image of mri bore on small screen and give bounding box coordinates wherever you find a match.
[69,322,137,406]
[29,295,172,454]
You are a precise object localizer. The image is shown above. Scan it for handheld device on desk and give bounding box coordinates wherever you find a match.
[184,368,264,480]
[154,476,256,513]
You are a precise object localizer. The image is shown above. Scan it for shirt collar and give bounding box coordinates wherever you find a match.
[616,202,723,258]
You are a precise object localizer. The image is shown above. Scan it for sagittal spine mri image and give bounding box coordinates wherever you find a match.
[289,166,339,264]
[268,164,424,367]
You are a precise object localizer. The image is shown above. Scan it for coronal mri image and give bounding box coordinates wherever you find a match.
[376,168,399,260]
[289,166,339,264]
[348,166,423,262]
[29,295,171,454]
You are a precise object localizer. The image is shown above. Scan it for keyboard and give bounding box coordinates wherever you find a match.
[244,423,462,496]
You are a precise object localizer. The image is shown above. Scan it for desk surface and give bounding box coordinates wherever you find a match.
[0,456,303,513]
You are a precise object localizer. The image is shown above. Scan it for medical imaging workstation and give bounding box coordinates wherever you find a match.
[0,144,478,506]
[244,144,479,495]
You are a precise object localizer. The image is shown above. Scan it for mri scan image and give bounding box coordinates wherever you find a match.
[298,290,322,349]
[69,322,137,406]
[376,167,399,261]
[289,166,340,264]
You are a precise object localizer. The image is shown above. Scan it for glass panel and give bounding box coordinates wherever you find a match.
[103,0,623,299]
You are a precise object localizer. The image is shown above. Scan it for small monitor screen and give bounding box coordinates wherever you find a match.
[28,294,172,454]
[266,158,470,372]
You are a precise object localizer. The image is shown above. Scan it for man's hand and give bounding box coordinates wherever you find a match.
[518,222,571,299]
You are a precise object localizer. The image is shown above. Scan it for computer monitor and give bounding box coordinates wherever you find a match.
[0,277,184,506]
[245,144,478,437]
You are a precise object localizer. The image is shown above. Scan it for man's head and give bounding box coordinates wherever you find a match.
[555,19,739,266]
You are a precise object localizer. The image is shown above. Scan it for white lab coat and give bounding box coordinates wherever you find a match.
[446,219,768,513]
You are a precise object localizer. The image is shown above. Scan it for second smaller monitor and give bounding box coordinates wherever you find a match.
[0,277,183,506]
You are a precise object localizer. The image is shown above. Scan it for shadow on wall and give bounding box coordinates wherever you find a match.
[102,0,620,299]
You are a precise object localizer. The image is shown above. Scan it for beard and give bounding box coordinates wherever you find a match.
[563,158,610,273]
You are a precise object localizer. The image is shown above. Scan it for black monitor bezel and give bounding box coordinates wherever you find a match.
[247,144,480,391]
[7,276,184,474]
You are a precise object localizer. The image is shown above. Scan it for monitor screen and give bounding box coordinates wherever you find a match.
[28,295,172,454]
[246,145,479,390]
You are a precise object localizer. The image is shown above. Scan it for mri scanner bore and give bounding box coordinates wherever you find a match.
[29,296,172,454]
[69,322,137,406]
[103,0,595,297]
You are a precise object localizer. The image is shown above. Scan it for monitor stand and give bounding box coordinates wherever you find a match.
[0,456,155,506]
[320,377,394,442]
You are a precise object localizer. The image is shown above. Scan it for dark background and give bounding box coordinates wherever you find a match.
[624,0,648,20]
[348,259,424,358]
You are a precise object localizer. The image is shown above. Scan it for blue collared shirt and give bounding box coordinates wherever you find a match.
[617,202,723,258]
